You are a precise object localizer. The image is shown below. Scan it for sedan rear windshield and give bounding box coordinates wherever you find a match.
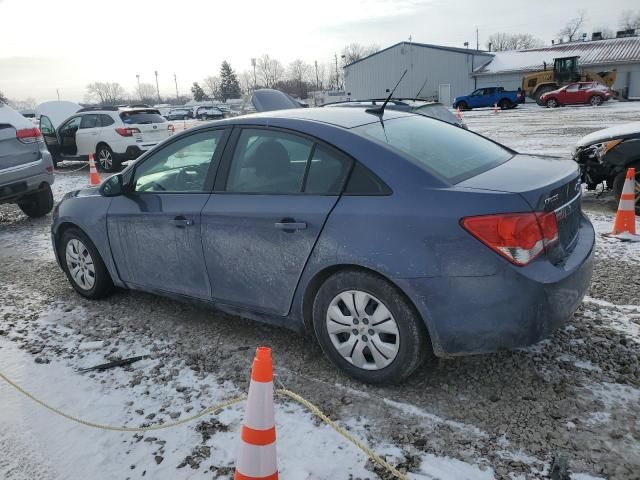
[120,111,166,124]
[354,115,512,183]
[414,104,458,124]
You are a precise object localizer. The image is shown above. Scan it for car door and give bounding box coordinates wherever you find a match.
[76,114,100,156]
[107,128,229,299]
[58,116,81,156]
[201,127,352,315]
[39,115,60,157]
[468,89,483,108]
[563,83,581,104]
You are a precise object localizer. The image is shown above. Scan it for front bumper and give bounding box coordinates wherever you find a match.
[396,215,595,357]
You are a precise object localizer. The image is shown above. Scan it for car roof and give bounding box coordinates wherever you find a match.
[232,106,412,129]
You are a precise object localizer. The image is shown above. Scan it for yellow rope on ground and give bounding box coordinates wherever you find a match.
[0,371,408,479]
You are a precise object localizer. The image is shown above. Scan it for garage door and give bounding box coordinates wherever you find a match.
[629,71,640,100]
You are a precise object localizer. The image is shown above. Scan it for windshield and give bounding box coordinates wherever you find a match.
[354,115,512,183]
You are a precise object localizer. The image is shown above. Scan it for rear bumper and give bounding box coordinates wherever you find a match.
[0,151,54,204]
[396,215,595,357]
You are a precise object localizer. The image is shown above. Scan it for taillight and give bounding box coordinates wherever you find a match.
[461,212,558,266]
[16,127,42,144]
[115,127,141,137]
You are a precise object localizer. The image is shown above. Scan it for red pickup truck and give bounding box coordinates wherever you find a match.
[540,82,611,108]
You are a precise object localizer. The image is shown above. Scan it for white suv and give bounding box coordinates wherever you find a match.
[41,106,173,172]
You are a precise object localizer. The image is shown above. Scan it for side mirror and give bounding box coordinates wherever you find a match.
[100,174,124,197]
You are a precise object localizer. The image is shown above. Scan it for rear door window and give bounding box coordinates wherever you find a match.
[354,116,512,184]
[79,114,98,129]
[120,111,166,125]
[99,114,115,127]
[304,145,352,194]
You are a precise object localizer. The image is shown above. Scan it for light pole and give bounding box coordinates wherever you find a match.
[154,70,160,104]
[174,73,179,101]
[251,58,257,91]
[136,74,140,99]
[340,54,346,90]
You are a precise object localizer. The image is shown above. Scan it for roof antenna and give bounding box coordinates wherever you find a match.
[366,69,408,116]
[413,76,428,101]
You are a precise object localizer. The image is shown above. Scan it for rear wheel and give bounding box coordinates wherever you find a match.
[96,144,120,173]
[312,270,429,384]
[18,183,54,217]
[589,95,603,106]
[612,162,640,215]
[546,98,559,108]
[499,99,512,110]
[456,101,469,111]
[59,227,114,299]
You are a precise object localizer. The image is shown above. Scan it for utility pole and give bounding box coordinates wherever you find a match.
[476,27,479,50]
[56,89,60,101]
[251,58,257,91]
[173,73,179,101]
[154,70,160,104]
[136,74,140,98]
[314,60,319,91]
[334,53,339,91]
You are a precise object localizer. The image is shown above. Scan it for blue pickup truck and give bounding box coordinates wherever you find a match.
[453,87,525,110]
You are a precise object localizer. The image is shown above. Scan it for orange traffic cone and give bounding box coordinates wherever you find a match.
[88,154,101,186]
[493,103,499,114]
[612,168,637,237]
[455,106,463,121]
[235,347,278,480]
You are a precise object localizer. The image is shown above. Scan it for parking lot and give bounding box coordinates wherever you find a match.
[1,102,639,479]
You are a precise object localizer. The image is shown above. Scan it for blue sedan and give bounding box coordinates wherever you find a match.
[52,107,594,384]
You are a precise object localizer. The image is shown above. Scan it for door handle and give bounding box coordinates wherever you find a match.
[274,220,307,231]
[172,216,194,228]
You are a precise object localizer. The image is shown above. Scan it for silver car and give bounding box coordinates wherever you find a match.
[0,103,54,217]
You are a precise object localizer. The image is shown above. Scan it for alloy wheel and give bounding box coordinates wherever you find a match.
[325,290,400,370]
[98,148,113,170]
[65,238,96,290]
[590,96,602,106]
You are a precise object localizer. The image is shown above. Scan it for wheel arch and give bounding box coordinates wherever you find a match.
[95,141,112,155]
[300,263,435,351]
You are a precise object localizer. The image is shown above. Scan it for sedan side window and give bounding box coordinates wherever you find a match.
[133,130,224,193]
[226,129,313,194]
[304,145,352,194]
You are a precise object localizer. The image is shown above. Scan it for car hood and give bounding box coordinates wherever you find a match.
[35,101,82,128]
[576,122,640,147]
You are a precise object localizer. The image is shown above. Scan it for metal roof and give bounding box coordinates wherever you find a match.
[474,37,640,75]
[344,41,491,69]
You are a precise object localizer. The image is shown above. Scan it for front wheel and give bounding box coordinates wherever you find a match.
[96,144,120,173]
[456,101,469,111]
[59,227,114,299]
[613,162,640,215]
[546,98,559,108]
[313,270,429,384]
[499,99,512,110]
[18,183,54,217]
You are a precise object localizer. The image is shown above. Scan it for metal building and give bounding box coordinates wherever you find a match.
[473,36,640,99]
[343,42,493,105]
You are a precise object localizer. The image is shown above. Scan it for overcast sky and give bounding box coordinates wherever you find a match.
[0,0,636,103]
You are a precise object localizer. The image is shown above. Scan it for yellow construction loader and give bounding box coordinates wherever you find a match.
[522,56,617,104]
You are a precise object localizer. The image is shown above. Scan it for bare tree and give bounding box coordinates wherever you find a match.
[486,33,544,51]
[8,97,37,110]
[238,71,253,94]
[202,75,221,99]
[558,10,586,42]
[341,43,379,64]
[85,82,127,105]
[619,10,640,30]
[256,54,284,88]
[137,83,157,103]
[0,91,7,105]
[287,59,311,84]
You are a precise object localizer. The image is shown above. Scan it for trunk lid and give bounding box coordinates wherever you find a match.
[458,154,582,263]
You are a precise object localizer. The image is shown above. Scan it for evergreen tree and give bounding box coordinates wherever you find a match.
[191,82,207,101]
[219,61,241,102]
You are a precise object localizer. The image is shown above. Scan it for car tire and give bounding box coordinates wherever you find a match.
[499,99,512,110]
[456,101,469,111]
[18,183,54,217]
[96,144,120,173]
[59,227,115,299]
[613,161,640,215]
[589,95,603,106]
[546,98,559,108]
[535,86,555,105]
[312,269,429,384]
